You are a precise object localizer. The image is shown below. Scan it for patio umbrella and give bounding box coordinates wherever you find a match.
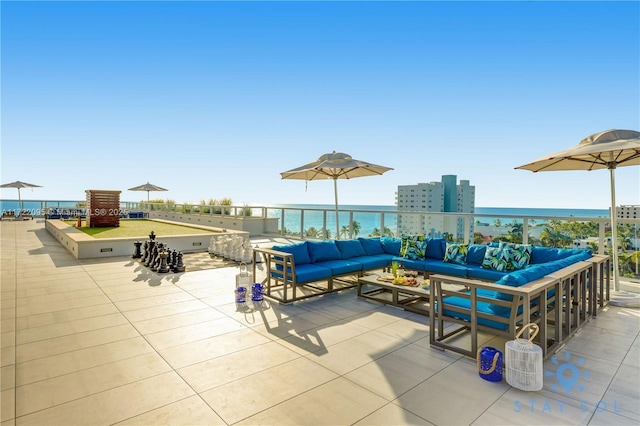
[0,180,42,211]
[515,129,640,291]
[128,182,168,201]
[281,151,393,239]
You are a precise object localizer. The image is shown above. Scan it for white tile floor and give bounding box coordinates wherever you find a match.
[1,220,639,425]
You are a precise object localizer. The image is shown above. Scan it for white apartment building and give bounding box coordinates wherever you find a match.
[396,175,475,240]
[617,205,640,219]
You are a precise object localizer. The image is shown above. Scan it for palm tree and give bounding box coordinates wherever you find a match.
[340,225,350,239]
[352,220,361,237]
[305,227,320,238]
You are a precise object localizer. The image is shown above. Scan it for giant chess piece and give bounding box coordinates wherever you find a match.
[145,240,156,267]
[174,252,186,272]
[170,250,178,271]
[158,250,170,273]
[149,243,161,269]
[149,231,156,241]
[132,241,142,259]
[141,241,149,263]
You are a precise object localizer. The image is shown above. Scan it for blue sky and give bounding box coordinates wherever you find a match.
[2,1,639,209]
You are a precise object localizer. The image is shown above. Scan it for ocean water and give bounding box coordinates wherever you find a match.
[267,204,610,237]
[1,199,610,237]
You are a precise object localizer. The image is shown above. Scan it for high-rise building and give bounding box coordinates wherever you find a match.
[395,175,475,240]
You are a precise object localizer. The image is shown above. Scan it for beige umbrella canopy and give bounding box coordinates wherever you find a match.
[516,129,640,291]
[281,151,393,239]
[128,182,168,201]
[0,181,42,211]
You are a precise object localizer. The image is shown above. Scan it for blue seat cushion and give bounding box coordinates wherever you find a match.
[380,235,402,255]
[335,240,367,259]
[272,242,311,265]
[314,259,363,275]
[424,261,468,277]
[466,265,508,281]
[440,289,510,331]
[391,256,429,272]
[307,241,342,263]
[271,263,333,284]
[358,237,385,255]
[347,256,390,270]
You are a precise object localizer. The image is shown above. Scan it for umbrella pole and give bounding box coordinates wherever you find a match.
[609,168,620,291]
[334,178,339,240]
[18,188,22,213]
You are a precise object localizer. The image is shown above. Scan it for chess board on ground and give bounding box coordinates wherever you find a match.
[179,251,241,272]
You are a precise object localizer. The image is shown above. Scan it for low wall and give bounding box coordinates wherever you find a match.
[147,211,278,235]
[45,219,249,259]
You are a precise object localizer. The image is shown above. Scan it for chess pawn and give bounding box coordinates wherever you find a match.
[174,252,186,272]
[169,250,177,270]
[158,250,170,273]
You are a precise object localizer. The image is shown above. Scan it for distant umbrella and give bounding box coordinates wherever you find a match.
[516,129,640,291]
[0,181,42,211]
[128,182,168,201]
[281,152,393,239]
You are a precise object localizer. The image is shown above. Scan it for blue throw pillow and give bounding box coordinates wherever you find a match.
[307,241,343,263]
[272,242,311,265]
[358,237,385,255]
[443,243,468,265]
[380,235,402,255]
[335,240,367,259]
[466,245,487,265]
[425,238,446,260]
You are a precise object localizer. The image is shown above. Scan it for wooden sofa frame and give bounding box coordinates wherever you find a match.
[429,257,610,360]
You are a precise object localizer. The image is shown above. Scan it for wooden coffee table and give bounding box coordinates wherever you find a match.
[357,273,431,316]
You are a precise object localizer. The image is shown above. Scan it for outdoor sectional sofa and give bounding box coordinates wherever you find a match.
[254,236,611,359]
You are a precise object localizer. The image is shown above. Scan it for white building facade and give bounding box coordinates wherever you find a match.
[396,175,475,240]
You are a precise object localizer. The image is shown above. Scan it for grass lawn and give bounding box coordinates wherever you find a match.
[64,219,219,239]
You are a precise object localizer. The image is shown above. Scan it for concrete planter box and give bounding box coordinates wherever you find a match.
[45,219,249,259]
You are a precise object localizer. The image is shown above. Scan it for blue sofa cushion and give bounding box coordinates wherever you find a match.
[441,289,511,331]
[392,256,428,272]
[423,261,468,277]
[314,259,363,275]
[307,241,342,263]
[335,240,367,259]
[466,265,508,281]
[358,237,385,255]
[493,252,591,303]
[380,235,402,255]
[425,238,446,260]
[443,243,468,265]
[466,245,487,265]
[530,247,585,264]
[271,263,332,284]
[499,242,532,271]
[346,256,390,270]
[272,242,311,265]
[400,234,427,260]
[481,246,509,271]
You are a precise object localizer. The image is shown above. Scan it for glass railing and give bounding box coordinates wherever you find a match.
[2,199,638,281]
